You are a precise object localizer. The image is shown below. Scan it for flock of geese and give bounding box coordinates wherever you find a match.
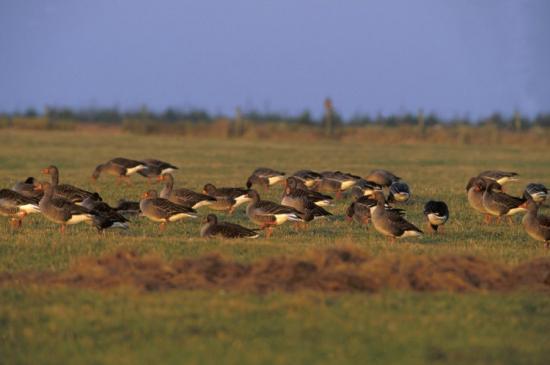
[0,157,549,247]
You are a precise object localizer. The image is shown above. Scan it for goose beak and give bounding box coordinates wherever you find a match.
[41,168,50,175]
[141,192,149,199]
[157,175,164,182]
[33,183,43,191]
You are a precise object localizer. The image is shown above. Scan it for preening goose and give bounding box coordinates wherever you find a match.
[388,181,411,203]
[350,179,383,199]
[91,157,147,185]
[423,200,449,233]
[200,214,259,239]
[158,173,216,209]
[0,189,41,229]
[139,190,197,232]
[524,183,548,204]
[246,189,302,238]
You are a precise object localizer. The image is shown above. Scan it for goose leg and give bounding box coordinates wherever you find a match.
[507,216,514,225]
[335,191,343,200]
[60,224,66,234]
[266,226,273,238]
[124,177,132,186]
[483,214,492,225]
[228,207,235,215]
[160,222,167,232]
[545,241,549,249]
[9,218,21,230]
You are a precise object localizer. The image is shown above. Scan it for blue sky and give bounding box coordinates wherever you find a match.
[1,0,549,119]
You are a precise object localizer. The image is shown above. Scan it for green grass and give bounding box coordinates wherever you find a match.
[1,289,549,365]
[1,129,549,364]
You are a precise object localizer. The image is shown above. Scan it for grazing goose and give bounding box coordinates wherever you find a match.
[91,157,147,185]
[246,167,286,190]
[521,197,550,248]
[200,214,260,239]
[137,159,179,183]
[159,173,216,209]
[284,177,333,207]
[365,169,401,187]
[42,165,97,204]
[371,191,422,242]
[140,190,197,232]
[114,199,141,217]
[291,170,323,188]
[0,189,41,229]
[388,182,411,203]
[12,177,43,201]
[246,190,302,238]
[478,170,519,186]
[351,179,383,199]
[466,177,493,224]
[35,182,94,234]
[281,178,332,222]
[524,183,548,204]
[423,201,449,233]
[482,181,526,224]
[202,183,251,214]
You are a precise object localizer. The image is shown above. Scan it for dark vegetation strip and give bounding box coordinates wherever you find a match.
[1,247,549,293]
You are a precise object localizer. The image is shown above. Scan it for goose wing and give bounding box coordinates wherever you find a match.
[255,200,301,216]
[111,157,145,169]
[491,192,525,210]
[150,198,197,216]
[0,189,38,206]
[173,188,216,206]
[55,184,96,203]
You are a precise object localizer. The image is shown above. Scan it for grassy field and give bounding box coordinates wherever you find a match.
[1,129,549,364]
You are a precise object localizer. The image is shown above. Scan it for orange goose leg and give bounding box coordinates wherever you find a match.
[60,224,66,234]
[160,222,167,232]
[506,216,514,225]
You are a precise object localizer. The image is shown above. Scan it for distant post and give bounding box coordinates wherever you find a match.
[234,106,243,137]
[514,111,521,132]
[418,108,425,136]
[323,98,334,138]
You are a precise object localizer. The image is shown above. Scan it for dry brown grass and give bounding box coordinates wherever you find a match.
[2,246,549,293]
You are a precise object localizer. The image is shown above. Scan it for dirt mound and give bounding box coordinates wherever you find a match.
[2,247,550,293]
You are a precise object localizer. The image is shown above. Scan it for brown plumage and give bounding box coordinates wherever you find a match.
[200,214,259,239]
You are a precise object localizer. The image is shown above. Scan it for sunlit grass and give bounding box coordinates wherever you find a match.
[1,129,549,364]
